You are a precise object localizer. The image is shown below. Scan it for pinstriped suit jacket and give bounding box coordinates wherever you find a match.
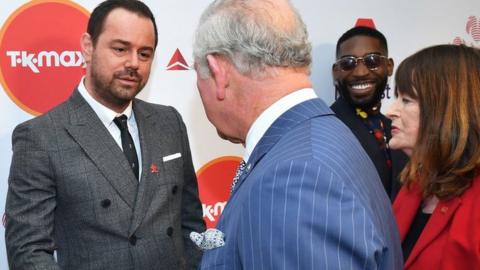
[5,89,205,270]
[200,98,402,270]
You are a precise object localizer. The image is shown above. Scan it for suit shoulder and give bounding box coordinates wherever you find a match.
[271,114,365,159]
[462,175,480,206]
[134,98,170,110]
[10,102,74,154]
[13,98,72,135]
[280,116,380,183]
[309,114,361,148]
[134,99,187,134]
[134,99,180,117]
[270,115,372,172]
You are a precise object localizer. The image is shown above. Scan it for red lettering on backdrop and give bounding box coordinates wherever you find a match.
[196,156,242,228]
[0,1,89,115]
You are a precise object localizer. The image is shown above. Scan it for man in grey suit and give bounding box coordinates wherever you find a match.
[193,0,402,269]
[5,1,205,269]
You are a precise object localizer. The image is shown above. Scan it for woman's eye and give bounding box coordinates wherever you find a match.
[401,97,413,104]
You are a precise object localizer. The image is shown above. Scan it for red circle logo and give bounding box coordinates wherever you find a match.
[0,1,89,115]
[196,156,242,228]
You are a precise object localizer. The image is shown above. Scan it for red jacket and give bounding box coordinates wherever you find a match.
[393,175,480,270]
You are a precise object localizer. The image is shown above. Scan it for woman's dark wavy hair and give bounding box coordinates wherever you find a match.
[395,44,480,199]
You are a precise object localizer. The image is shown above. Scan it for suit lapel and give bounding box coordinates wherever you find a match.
[231,98,333,195]
[128,101,165,234]
[404,192,462,268]
[393,186,423,241]
[65,90,138,209]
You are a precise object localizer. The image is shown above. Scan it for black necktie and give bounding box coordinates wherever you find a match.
[113,115,139,180]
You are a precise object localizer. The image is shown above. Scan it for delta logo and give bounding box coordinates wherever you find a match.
[166,48,190,70]
[452,16,480,47]
[0,1,89,115]
[196,156,242,228]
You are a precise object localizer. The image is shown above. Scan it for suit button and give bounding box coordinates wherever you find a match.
[129,235,137,245]
[172,185,178,194]
[101,199,111,208]
[166,227,173,237]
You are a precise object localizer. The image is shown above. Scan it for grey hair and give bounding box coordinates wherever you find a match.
[193,0,312,79]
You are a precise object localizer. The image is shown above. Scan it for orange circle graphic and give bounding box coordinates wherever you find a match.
[196,156,242,228]
[0,0,90,115]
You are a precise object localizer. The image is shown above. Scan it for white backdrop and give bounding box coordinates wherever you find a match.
[0,0,479,267]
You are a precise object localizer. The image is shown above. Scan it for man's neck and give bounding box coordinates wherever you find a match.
[242,70,312,125]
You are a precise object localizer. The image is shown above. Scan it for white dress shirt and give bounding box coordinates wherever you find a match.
[77,77,142,180]
[243,88,317,162]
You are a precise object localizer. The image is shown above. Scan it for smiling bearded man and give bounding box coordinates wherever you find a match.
[330,26,408,201]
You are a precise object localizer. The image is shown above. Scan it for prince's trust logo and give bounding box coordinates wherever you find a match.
[452,16,480,47]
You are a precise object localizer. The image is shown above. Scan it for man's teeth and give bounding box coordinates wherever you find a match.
[351,83,373,90]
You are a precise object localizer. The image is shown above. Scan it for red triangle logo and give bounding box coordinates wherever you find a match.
[355,18,376,29]
[167,48,190,70]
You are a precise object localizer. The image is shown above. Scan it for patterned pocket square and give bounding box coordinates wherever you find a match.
[190,228,225,250]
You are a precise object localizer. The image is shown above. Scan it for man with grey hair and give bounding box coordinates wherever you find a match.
[192,0,402,269]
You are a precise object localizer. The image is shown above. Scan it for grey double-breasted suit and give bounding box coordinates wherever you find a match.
[5,89,205,270]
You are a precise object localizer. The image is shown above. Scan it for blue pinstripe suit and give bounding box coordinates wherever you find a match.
[200,98,402,270]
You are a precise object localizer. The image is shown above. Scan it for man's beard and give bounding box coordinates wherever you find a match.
[335,77,388,110]
[90,63,144,107]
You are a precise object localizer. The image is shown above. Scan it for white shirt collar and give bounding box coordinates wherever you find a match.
[77,76,133,125]
[243,88,317,162]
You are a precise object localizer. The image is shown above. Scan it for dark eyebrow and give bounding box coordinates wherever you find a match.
[339,51,384,59]
[110,39,154,52]
[110,39,130,46]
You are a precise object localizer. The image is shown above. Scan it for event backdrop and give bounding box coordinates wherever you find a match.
[0,0,478,267]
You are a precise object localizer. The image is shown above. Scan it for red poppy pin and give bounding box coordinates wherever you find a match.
[150,164,159,173]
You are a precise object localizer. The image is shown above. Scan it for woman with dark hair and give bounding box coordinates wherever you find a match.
[387,44,480,269]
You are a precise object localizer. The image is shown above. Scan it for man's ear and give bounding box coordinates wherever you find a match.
[206,54,229,100]
[80,33,93,64]
[387,58,394,76]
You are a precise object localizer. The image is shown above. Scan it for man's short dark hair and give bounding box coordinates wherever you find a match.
[87,0,158,48]
[335,26,388,58]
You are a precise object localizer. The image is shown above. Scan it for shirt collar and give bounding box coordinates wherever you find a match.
[77,76,133,125]
[243,88,317,162]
